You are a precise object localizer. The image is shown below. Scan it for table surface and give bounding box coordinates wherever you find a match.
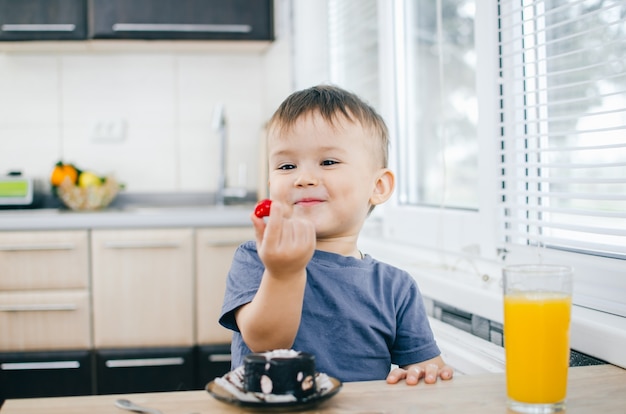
[2,365,625,413]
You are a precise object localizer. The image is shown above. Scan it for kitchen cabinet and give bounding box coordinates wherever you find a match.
[0,230,92,402]
[95,347,194,394]
[0,222,253,399]
[195,227,254,345]
[91,228,194,348]
[195,343,232,388]
[90,0,273,41]
[0,230,89,292]
[0,291,91,351]
[0,350,93,402]
[0,230,91,351]
[0,0,87,41]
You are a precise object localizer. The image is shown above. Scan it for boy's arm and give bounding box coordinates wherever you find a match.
[235,201,316,352]
[386,355,454,385]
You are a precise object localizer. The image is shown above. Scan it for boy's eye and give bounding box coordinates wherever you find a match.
[278,163,296,170]
[321,160,339,166]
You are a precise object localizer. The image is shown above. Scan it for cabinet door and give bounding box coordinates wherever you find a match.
[0,0,87,41]
[95,347,194,394]
[0,230,89,290]
[0,350,93,402]
[0,290,91,351]
[195,227,254,344]
[92,228,194,348]
[90,0,273,40]
[196,343,232,388]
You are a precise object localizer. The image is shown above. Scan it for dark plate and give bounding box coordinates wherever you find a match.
[206,374,342,412]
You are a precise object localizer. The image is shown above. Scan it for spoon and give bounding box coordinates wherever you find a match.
[115,398,163,414]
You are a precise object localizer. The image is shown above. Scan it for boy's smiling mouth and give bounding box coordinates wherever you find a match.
[294,197,325,207]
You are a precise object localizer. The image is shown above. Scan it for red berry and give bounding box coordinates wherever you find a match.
[254,199,272,218]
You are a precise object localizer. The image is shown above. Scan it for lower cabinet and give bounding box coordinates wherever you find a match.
[0,226,248,401]
[0,345,232,402]
[91,229,194,349]
[0,350,93,403]
[195,344,232,389]
[95,347,195,394]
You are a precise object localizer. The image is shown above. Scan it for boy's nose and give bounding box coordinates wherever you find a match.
[294,170,319,187]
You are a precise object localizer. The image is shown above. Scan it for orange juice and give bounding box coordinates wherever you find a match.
[504,292,571,404]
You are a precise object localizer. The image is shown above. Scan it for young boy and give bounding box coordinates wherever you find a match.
[219,85,453,385]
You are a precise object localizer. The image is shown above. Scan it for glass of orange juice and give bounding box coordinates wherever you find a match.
[503,264,573,413]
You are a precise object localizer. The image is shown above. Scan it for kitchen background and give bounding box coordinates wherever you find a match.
[0,1,294,195]
[1,0,624,404]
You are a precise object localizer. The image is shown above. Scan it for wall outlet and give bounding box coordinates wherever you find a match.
[92,119,127,142]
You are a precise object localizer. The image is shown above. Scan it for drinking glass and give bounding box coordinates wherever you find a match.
[503,264,573,413]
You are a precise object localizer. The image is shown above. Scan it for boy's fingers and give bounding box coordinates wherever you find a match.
[250,213,266,242]
[385,367,406,384]
[388,363,451,386]
[424,364,439,384]
[439,365,454,380]
[405,366,424,385]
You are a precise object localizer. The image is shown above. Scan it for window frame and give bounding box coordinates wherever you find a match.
[380,0,500,261]
[379,1,626,318]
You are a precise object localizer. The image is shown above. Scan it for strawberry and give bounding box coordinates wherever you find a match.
[254,199,272,218]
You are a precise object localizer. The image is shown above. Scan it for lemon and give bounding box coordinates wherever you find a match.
[78,171,102,188]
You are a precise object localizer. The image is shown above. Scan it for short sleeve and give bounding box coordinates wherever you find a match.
[390,277,441,366]
[218,241,264,332]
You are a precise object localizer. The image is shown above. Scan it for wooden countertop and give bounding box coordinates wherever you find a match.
[2,365,625,413]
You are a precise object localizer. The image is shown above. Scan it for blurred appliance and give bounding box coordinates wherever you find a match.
[0,172,44,209]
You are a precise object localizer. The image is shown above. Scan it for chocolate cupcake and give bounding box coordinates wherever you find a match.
[243,349,317,400]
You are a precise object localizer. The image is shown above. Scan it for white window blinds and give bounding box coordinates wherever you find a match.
[498,0,626,259]
[327,0,380,109]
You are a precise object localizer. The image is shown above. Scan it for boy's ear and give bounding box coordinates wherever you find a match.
[370,168,395,206]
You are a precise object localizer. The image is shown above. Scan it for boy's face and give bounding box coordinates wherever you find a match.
[267,110,391,241]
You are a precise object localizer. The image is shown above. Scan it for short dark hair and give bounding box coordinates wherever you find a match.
[267,85,389,167]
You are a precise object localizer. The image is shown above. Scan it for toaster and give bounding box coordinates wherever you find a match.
[0,173,45,209]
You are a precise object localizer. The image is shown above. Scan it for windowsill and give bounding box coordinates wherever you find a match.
[359,227,626,369]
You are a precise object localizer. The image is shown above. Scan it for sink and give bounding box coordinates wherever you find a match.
[104,191,257,213]
[121,204,253,214]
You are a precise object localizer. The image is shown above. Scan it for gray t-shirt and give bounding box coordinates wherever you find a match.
[219,241,440,382]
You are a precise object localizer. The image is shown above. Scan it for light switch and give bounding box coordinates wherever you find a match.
[92,119,127,143]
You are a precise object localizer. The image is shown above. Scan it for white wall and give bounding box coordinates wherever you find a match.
[0,3,293,194]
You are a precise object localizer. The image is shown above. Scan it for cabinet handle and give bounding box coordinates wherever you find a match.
[1,361,80,371]
[0,303,77,312]
[112,23,252,33]
[208,354,231,362]
[0,243,75,252]
[1,24,76,32]
[105,357,184,368]
[103,241,181,249]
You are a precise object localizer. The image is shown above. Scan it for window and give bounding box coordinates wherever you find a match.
[397,0,478,209]
[328,0,380,109]
[384,0,625,318]
[302,0,625,318]
[499,0,626,259]
[498,0,626,316]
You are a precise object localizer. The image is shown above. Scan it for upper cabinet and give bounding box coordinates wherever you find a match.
[90,0,273,41]
[0,0,88,41]
[0,0,273,42]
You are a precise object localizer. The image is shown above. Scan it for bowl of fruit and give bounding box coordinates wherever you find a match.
[50,161,123,211]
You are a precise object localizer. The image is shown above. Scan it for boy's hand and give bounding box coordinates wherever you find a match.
[251,200,316,278]
[386,357,454,385]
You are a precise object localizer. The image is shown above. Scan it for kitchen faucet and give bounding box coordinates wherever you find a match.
[212,103,247,205]
[212,103,227,206]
